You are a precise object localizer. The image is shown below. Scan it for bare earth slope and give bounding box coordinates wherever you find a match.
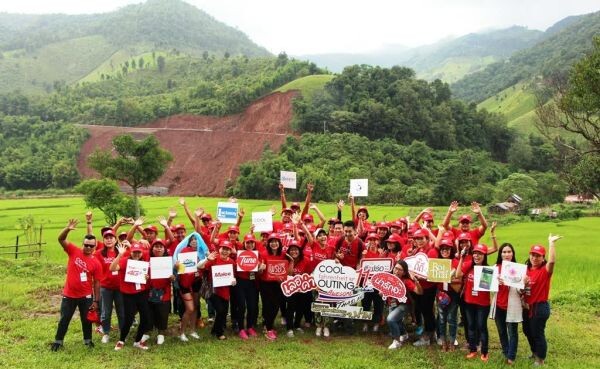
[77,91,296,196]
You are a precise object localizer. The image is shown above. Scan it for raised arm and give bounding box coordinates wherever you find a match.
[336,199,344,222]
[167,207,177,227]
[58,219,78,249]
[442,201,458,229]
[301,183,313,217]
[109,244,128,271]
[349,193,356,220]
[546,234,560,276]
[158,216,174,242]
[487,221,498,254]
[301,222,314,244]
[279,183,287,210]
[415,207,433,224]
[179,197,196,227]
[310,203,326,228]
[236,208,245,227]
[472,202,488,234]
[193,208,205,234]
[85,211,93,235]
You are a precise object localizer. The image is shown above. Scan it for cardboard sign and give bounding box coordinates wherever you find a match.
[263,259,289,281]
[281,273,318,297]
[312,260,358,301]
[370,272,407,302]
[150,256,173,279]
[280,171,297,189]
[427,258,452,283]
[350,178,369,197]
[358,258,394,289]
[501,261,527,289]
[237,250,259,272]
[252,211,273,233]
[177,252,197,274]
[211,264,235,287]
[311,303,373,320]
[474,265,499,292]
[404,252,429,279]
[217,202,238,224]
[124,259,149,284]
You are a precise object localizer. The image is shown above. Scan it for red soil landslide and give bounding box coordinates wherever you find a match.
[77,91,297,196]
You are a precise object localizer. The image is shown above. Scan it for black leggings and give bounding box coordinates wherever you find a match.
[415,287,437,335]
[149,301,170,331]
[120,292,151,343]
[210,294,229,337]
[236,278,259,330]
[260,281,284,331]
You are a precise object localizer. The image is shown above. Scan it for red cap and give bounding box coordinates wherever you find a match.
[267,233,281,242]
[440,238,455,248]
[413,229,427,239]
[328,217,339,224]
[365,233,379,241]
[281,208,294,215]
[118,232,128,240]
[260,230,270,235]
[422,213,434,222]
[174,224,186,231]
[386,234,403,244]
[376,221,389,230]
[201,213,212,221]
[398,217,408,225]
[290,202,301,210]
[302,214,314,222]
[389,220,403,228]
[364,223,375,233]
[459,214,472,223]
[102,229,116,238]
[457,232,472,242]
[228,225,240,234]
[282,223,294,231]
[243,234,256,243]
[130,243,144,252]
[307,224,316,233]
[100,226,113,236]
[152,238,166,247]
[529,245,546,256]
[287,241,301,250]
[407,229,414,239]
[219,240,234,250]
[144,225,158,233]
[442,231,455,240]
[357,206,369,218]
[473,244,488,254]
[208,221,218,229]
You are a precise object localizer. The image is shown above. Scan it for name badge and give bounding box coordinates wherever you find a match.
[471,289,479,297]
[249,272,255,280]
[80,272,88,282]
[135,283,141,291]
[112,271,118,275]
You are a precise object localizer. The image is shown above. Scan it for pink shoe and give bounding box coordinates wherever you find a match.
[265,330,277,341]
[247,327,258,337]
[239,329,249,340]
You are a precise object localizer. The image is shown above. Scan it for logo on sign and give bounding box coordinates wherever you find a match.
[404,251,429,279]
[281,274,317,296]
[370,272,407,303]
[312,260,358,300]
[237,250,259,272]
[217,208,237,218]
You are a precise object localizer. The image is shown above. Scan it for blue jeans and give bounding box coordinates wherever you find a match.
[523,301,551,360]
[54,296,93,344]
[465,303,490,354]
[437,291,459,342]
[386,304,408,339]
[100,287,124,334]
[495,307,519,361]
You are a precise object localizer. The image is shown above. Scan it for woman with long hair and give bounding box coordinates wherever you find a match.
[258,233,287,340]
[386,260,423,349]
[95,230,124,344]
[145,239,174,345]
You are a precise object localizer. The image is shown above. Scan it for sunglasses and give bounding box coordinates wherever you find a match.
[83,243,96,248]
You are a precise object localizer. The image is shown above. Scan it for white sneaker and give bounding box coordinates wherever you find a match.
[388,340,401,350]
[413,337,430,347]
[437,337,443,346]
[133,341,149,350]
[286,330,294,338]
[179,333,189,342]
[101,334,110,344]
[280,317,287,326]
[323,327,330,337]
[315,327,322,337]
[373,324,379,333]
[157,335,165,345]
[141,334,150,343]
[454,339,459,346]
[399,334,409,342]
[295,327,304,333]
[189,332,200,339]
[362,323,368,333]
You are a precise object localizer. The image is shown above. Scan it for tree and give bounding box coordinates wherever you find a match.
[157,55,166,73]
[75,179,143,225]
[87,134,173,217]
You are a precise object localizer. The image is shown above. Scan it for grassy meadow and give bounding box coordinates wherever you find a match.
[0,196,598,369]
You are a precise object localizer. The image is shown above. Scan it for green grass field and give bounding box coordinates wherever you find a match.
[276,74,334,101]
[419,55,498,84]
[478,82,536,125]
[78,49,171,83]
[0,196,598,368]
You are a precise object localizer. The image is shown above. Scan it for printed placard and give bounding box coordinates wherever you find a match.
[263,259,289,281]
[404,252,429,279]
[311,303,373,320]
[177,252,197,274]
[252,211,273,233]
[427,258,452,283]
[150,256,173,279]
[370,272,407,302]
[280,171,297,189]
[350,179,369,197]
[312,260,358,301]
[500,261,527,289]
[358,258,394,288]
[281,274,317,296]
[211,264,235,287]
[237,250,259,272]
[124,259,149,284]
[217,202,238,224]
[474,265,499,292]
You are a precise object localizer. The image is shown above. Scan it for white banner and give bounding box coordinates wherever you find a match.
[211,264,236,287]
[150,256,173,279]
[217,202,238,224]
[252,211,273,233]
[500,261,527,289]
[280,171,297,189]
[124,259,149,284]
[350,179,368,197]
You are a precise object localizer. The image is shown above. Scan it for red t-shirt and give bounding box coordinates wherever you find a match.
[309,241,335,273]
[335,237,363,268]
[118,257,148,295]
[418,247,440,290]
[62,243,103,298]
[496,264,509,309]
[291,258,311,275]
[526,266,551,305]
[148,276,172,302]
[452,227,484,246]
[95,247,120,290]
[388,277,417,306]
[259,251,286,282]
[461,261,490,306]
[204,257,236,300]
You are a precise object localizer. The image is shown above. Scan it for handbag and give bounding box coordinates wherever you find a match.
[200,276,213,300]
[149,288,165,303]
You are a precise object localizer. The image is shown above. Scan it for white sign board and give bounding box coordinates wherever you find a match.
[217,202,239,224]
[124,259,149,284]
[474,265,499,292]
[150,256,173,279]
[252,211,273,233]
[350,179,369,197]
[211,264,236,287]
[359,258,394,289]
[500,261,527,289]
[280,171,297,189]
[177,252,198,274]
[404,252,429,279]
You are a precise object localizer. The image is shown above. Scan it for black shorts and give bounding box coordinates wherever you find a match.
[180,279,202,295]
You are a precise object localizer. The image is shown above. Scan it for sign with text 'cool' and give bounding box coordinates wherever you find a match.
[252,211,273,233]
[217,202,238,224]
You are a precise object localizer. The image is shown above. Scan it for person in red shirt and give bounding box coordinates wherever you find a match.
[258,233,287,340]
[334,220,363,269]
[383,233,403,262]
[456,243,492,362]
[442,201,488,246]
[435,237,460,352]
[95,229,124,344]
[284,242,311,337]
[235,234,262,340]
[146,239,174,345]
[387,260,423,349]
[110,242,151,351]
[201,240,237,340]
[50,219,103,352]
[522,235,560,366]
[360,233,385,333]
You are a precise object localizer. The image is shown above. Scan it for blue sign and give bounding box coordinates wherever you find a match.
[217,202,238,224]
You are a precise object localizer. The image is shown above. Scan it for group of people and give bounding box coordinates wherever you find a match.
[50,184,559,366]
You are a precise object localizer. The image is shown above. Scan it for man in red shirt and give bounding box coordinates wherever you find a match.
[51,219,103,351]
[334,220,364,269]
[442,201,488,245]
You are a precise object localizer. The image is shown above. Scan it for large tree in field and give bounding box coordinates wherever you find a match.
[88,134,173,217]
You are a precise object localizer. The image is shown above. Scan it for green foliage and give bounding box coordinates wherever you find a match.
[74,178,144,225]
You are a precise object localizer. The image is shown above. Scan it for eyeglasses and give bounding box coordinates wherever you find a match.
[83,243,96,248]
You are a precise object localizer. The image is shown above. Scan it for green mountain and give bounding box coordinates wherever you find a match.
[0,0,270,94]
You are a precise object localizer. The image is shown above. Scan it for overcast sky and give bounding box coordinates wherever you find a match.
[1,0,599,54]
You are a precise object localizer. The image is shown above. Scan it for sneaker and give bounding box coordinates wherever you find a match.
[247,327,257,337]
[239,329,249,340]
[415,325,424,335]
[481,354,489,362]
[141,334,150,343]
[157,335,165,345]
[466,352,478,359]
[315,327,322,337]
[114,341,124,351]
[179,333,189,342]
[399,334,409,343]
[323,327,330,337]
[265,330,277,341]
[454,339,459,346]
[437,337,443,346]
[388,340,402,350]
[85,341,94,349]
[287,330,294,338]
[50,342,63,352]
[280,317,287,326]
[101,334,110,344]
[189,332,200,339]
[372,324,379,333]
[413,337,430,347]
[133,341,149,350]
[295,327,304,333]
[362,323,368,333]
[207,317,215,323]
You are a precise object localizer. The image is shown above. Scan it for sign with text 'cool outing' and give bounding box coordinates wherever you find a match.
[252,211,273,233]
[280,171,297,189]
[312,260,358,302]
[217,202,238,224]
